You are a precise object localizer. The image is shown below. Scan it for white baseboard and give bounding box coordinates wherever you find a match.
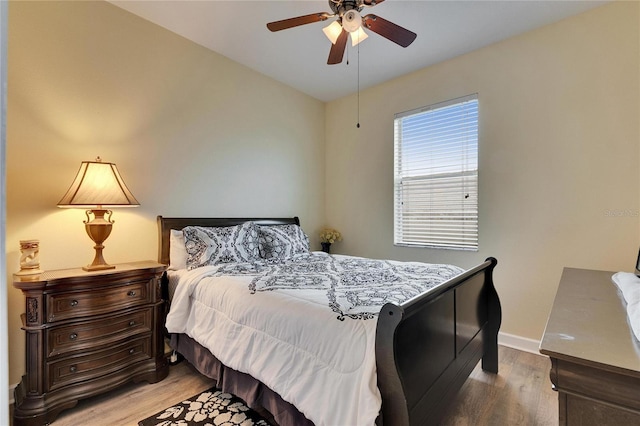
[498,331,542,355]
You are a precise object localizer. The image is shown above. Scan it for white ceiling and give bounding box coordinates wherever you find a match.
[109,0,608,102]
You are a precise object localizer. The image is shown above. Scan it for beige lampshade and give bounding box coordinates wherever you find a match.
[57,158,139,208]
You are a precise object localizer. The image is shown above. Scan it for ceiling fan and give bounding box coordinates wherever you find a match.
[267,0,417,65]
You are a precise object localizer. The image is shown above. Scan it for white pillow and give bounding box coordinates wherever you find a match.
[169,229,187,270]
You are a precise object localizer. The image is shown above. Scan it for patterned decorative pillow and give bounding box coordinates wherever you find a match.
[183,222,260,270]
[258,224,310,260]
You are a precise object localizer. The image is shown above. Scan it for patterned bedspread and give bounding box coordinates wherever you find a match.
[166,253,464,426]
[210,252,464,320]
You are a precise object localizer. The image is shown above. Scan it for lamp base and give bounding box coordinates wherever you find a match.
[83,263,115,272]
[83,209,115,272]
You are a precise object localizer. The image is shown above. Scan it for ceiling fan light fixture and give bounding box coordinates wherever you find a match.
[342,9,362,33]
[350,26,368,46]
[322,20,343,44]
[266,0,417,66]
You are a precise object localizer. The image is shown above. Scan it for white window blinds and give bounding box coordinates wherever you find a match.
[394,94,478,250]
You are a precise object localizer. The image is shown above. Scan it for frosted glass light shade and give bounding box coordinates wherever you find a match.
[323,21,343,44]
[342,10,362,33]
[350,27,368,46]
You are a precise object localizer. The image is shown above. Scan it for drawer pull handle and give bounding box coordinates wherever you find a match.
[127,290,137,297]
[128,320,135,327]
[69,365,77,373]
[129,348,135,355]
[69,333,78,340]
[70,300,79,307]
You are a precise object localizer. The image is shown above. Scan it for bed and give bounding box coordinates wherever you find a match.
[157,216,501,426]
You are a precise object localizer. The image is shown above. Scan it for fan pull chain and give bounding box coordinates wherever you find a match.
[356,40,360,128]
[345,40,360,128]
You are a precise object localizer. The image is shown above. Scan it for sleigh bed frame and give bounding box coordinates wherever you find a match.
[158,216,501,426]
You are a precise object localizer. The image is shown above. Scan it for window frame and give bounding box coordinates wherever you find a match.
[393,94,479,251]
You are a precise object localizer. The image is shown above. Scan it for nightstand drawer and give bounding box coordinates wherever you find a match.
[47,308,153,358]
[47,280,151,322]
[47,336,152,392]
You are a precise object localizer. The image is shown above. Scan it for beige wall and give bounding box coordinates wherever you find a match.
[326,1,640,342]
[6,1,325,385]
[5,0,639,390]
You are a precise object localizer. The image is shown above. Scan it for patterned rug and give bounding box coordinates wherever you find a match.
[138,387,271,426]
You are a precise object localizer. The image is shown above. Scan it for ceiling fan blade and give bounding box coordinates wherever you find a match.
[363,14,417,47]
[363,0,385,5]
[267,13,330,32]
[327,29,348,65]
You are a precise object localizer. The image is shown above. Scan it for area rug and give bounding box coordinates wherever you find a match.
[139,387,271,426]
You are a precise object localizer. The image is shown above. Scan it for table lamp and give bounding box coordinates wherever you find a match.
[57,157,139,271]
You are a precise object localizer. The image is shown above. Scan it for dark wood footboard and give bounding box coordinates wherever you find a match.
[376,257,501,426]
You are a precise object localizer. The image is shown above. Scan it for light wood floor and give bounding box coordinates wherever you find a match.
[13,345,557,425]
[440,346,556,426]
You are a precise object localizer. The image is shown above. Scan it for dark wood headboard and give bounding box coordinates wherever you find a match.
[156,216,300,266]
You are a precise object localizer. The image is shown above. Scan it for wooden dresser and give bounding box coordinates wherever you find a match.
[540,268,640,425]
[13,261,169,426]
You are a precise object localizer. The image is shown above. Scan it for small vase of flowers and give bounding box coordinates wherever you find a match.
[319,228,342,254]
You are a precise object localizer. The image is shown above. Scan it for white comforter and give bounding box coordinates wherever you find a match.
[166,253,463,426]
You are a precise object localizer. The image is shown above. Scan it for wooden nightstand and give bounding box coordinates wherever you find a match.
[12,261,169,426]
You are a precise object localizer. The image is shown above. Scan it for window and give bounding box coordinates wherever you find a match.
[394,94,478,250]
